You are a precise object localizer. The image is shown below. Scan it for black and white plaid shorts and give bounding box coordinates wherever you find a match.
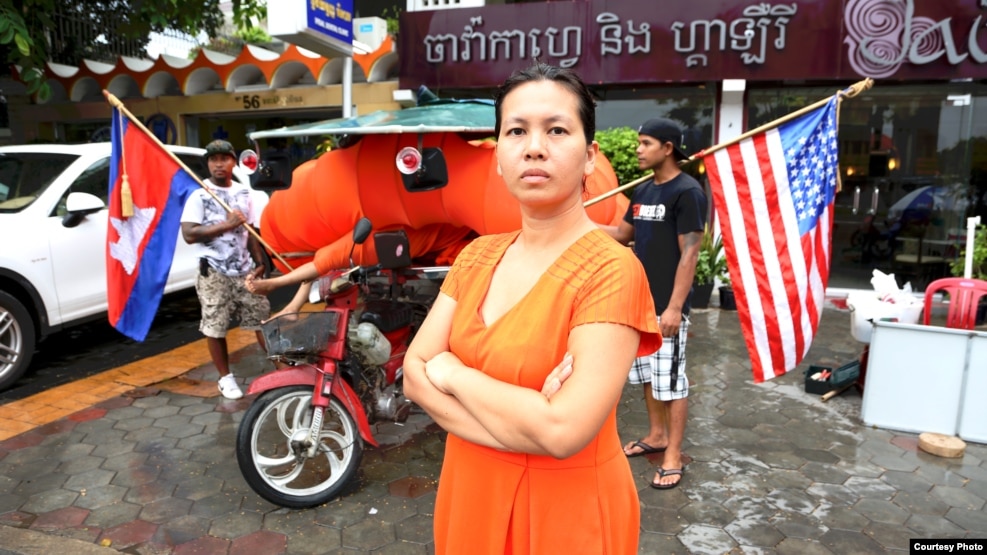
[627,315,689,401]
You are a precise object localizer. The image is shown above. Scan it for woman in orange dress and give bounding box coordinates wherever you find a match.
[403,63,661,554]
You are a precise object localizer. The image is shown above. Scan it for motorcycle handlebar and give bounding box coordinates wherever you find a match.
[351,263,384,279]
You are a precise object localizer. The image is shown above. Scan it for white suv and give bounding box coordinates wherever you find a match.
[0,142,253,391]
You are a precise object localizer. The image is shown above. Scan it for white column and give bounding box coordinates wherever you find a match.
[717,79,746,144]
[712,79,746,239]
[343,57,353,118]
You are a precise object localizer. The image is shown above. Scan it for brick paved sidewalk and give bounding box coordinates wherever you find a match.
[1,306,985,554]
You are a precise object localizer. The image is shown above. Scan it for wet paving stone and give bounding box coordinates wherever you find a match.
[172,535,230,555]
[203,509,261,542]
[101,453,147,470]
[852,497,910,525]
[284,524,343,554]
[678,523,738,553]
[905,513,969,537]
[862,520,912,551]
[341,517,396,550]
[769,512,828,540]
[774,537,835,555]
[810,504,869,532]
[56,455,104,475]
[72,484,127,510]
[98,518,159,550]
[29,506,89,530]
[892,489,951,515]
[157,514,211,546]
[139,497,193,524]
[640,505,690,535]
[386,476,437,500]
[945,507,987,535]
[1,306,985,554]
[818,528,887,554]
[83,500,142,528]
[230,530,288,555]
[64,468,115,492]
[880,469,935,493]
[766,488,818,515]
[931,484,987,510]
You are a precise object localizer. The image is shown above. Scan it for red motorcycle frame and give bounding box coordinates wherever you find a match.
[235,222,438,508]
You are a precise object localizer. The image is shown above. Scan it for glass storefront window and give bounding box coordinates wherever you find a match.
[748,83,987,290]
[597,85,717,156]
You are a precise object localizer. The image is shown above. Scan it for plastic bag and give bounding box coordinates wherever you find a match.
[846,270,924,343]
[870,269,915,305]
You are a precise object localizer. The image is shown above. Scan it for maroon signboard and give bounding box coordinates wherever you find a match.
[398,0,987,89]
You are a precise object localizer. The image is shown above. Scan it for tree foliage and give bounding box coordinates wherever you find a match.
[594,126,647,188]
[0,0,266,101]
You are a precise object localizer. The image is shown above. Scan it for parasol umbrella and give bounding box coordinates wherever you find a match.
[887,184,968,222]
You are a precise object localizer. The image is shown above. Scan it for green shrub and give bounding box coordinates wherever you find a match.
[949,224,987,280]
[595,127,646,187]
[694,226,727,286]
[235,27,272,44]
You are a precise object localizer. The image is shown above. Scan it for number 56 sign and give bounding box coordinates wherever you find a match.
[235,94,305,110]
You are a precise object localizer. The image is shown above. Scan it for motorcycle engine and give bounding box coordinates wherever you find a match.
[347,321,391,366]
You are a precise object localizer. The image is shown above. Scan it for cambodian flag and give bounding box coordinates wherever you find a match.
[704,97,840,383]
[107,107,199,341]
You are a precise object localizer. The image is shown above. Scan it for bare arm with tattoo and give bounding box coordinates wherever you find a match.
[659,229,703,337]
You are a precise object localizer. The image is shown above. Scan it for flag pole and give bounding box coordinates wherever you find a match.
[583,77,874,208]
[103,90,295,271]
[582,173,652,208]
[694,77,873,160]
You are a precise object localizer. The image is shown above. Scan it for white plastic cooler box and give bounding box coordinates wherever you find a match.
[862,320,987,443]
[846,291,923,344]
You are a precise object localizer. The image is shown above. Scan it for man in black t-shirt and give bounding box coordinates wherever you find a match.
[602,117,707,490]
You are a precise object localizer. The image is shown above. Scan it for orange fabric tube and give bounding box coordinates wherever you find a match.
[259,132,630,274]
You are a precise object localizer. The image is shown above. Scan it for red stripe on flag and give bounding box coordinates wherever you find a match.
[704,96,838,383]
[755,133,803,377]
[707,145,770,381]
[738,138,786,379]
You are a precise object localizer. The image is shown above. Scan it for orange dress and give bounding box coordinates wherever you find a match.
[435,229,661,555]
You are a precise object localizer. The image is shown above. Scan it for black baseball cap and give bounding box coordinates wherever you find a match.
[204,139,236,159]
[638,118,688,161]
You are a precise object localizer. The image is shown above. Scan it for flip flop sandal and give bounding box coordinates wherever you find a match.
[624,440,667,458]
[650,466,684,490]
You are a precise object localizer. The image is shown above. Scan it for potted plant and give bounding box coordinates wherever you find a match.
[949,224,987,280]
[718,271,737,310]
[948,223,987,323]
[692,226,726,309]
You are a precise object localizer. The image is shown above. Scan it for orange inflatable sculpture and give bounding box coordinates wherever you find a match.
[260,132,629,274]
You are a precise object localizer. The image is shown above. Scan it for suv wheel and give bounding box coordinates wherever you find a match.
[0,291,35,390]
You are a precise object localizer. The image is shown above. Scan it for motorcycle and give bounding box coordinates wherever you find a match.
[850,213,897,263]
[235,218,441,508]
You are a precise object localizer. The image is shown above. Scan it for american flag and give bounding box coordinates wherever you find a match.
[703,96,840,383]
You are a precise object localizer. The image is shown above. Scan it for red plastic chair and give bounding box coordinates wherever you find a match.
[922,277,987,330]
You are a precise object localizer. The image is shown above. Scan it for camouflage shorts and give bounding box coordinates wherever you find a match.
[196,267,271,338]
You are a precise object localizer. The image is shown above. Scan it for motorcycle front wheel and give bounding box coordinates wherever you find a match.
[236,385,364,508]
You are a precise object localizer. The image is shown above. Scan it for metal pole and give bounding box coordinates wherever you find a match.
[103,90,294,271]
[965,216,981,279]
[343,57,353,118]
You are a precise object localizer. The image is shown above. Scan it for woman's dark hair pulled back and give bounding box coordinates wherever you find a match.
[493,63,597,145]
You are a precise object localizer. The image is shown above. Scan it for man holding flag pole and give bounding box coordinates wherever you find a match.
[105,91,290,399]
[587,78,873,386]
[180,140,270,399]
